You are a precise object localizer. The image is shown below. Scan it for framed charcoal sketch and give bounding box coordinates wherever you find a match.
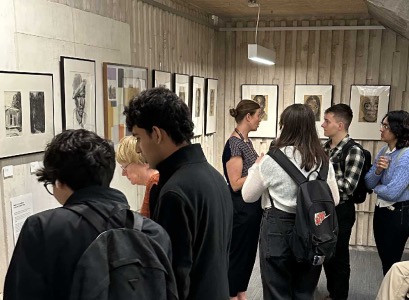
[60,56,96,131]
[103,63,148,144]
[191,76,205,137]
[349,85,391,140]
[153,70,172,90]
[174,73,190,105]
[0,71,54,158]
[241,84,279,138]
[205,78,218,135]
[294,84,333,138]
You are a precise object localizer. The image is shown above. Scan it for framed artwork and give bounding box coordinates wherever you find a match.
[60,56,96,131]
[153,70,172,90]
[294,84,333,138]
[241,84,279,138]
[205,78,218,134]
[191,76,205,137]
[103,63,148,144]
[174,73,190,105]
[0,71,54,158]
[349,85,390,140]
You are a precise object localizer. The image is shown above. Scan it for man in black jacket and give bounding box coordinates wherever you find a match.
[124,87,233,300]
[3,129,172,300]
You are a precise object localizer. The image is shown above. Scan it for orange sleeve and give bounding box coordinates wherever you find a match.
[140,173,160,218]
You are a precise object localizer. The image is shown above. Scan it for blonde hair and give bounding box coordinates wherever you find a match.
[116,136,146,165]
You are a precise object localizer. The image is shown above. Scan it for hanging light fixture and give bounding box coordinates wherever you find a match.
[247,0,275,65]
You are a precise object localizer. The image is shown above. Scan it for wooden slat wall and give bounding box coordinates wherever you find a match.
[216,19,409,247]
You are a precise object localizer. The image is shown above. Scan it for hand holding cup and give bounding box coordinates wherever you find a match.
[375,154,391,174]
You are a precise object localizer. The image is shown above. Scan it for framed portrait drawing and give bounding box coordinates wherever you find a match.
[153,70,172,90]
[174,73,189,105]
[205,78,218,134]
[0,71,54,158]
[60,56,96,131]
[349,85,390,140]
[191,76,205,137]
[241,84,279,138]
[103,63,148,144]
[294,84,333,138]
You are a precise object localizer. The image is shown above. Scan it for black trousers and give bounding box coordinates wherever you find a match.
[228,192,262,297]
[259,208,322,300]
[373,204,409,275]
[323,200,356,300]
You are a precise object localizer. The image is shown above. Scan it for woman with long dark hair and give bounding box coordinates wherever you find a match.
[365,110,409,275]
[242,104,339,299]
[222,99,263,300]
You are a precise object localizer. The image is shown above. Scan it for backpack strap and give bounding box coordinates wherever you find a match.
[267,149,307,186]
[64,204,107,233]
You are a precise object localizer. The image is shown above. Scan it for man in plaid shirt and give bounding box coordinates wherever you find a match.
[321,104,365,300]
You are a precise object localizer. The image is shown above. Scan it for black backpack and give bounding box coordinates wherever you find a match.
[268,149,338,265]
[339,139,373,204]
[65,204,179,300]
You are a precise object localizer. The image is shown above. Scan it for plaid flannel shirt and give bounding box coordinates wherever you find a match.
[323,135,365,202]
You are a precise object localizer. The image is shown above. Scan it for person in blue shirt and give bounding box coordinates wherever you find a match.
[365,110,409,275]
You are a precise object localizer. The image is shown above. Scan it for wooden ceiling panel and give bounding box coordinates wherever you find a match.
[185,0,368,19]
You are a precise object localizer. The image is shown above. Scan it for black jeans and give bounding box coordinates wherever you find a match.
[374,204,409,275]
[323,200,356,300]
[259,208,322,300]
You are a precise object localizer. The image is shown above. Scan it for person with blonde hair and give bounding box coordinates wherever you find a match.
[116,135,159,217]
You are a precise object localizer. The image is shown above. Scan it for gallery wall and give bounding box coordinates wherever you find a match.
[214,19,409,248]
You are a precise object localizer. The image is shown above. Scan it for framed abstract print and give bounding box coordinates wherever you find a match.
[205,78,218,135]
[60,56,96,131]
[174,73,189,105]
[349,85,390,140]
[241,84,278,138]
[191,76,205,137]
[0,71,54,158]
[103,63,148,144]
[152,70,172,90]
[294,84,333,138]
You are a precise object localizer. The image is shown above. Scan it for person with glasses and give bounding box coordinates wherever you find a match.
[116,135,159,218]
[3,129,171,300]
[222,99,262,300]
[365,110,409,275]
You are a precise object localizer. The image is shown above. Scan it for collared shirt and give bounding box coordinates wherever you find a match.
[323,134,365,202]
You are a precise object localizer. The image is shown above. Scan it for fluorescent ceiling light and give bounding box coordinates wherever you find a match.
[248,44,275,65]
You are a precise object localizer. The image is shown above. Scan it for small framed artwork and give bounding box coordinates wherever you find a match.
[153,70,172,90]
[349,85,390,140]
[241,84,279,138]
[205,78,218,134]
[174,73,190,105]
[294,84,333,138]
[0,71,54,158]
[191,76,205,137]
[60,56,96,131]
[103,63,148,144]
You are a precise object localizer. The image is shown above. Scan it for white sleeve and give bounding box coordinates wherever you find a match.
[327,163,340,206]
[242,157,269,203]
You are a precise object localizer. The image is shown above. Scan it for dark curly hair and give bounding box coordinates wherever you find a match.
[124,87,194,144]
[382,110,409,149]
[36,129,115,190]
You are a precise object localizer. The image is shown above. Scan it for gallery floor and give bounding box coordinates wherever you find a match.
[247,247,409,300]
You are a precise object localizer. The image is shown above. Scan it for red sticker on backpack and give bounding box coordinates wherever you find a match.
[314,211,330,226]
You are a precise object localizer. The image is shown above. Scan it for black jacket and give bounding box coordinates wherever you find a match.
[3,186,168,300]
[150,144,233,300]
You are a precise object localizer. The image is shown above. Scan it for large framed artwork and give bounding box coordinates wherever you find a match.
[60,56,96,131]
[349,85,390,140]
[153,70,172,90]
[191,76,205,137]
[103,63,148,144]
[205,78,218,134]
[241,84,279,138]
[174,73,190,105]
[294,84,333,138]
[0,71,54,158]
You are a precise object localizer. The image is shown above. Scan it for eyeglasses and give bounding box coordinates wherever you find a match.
[44,182,54,195]
[120,163,131,171]
[380,122,390,130]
